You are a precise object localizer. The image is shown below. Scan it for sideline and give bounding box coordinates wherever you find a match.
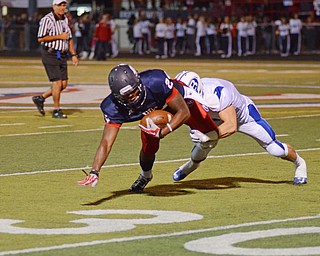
[0,214,319,255]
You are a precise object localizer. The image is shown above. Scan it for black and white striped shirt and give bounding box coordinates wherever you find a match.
[38,11,72,51]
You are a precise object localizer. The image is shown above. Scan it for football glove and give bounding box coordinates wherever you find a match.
[78,170,99,187]
[190,129,218,143]
[138,118,162,138]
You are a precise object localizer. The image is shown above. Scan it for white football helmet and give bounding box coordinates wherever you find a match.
[175,71,203,96]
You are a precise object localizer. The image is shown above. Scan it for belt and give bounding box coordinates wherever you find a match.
[43,46,68,54]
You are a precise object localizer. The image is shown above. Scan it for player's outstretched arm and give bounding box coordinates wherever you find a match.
[78,124,120,187]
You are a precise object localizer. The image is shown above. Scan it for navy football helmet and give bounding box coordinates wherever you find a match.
[108,64,146,109]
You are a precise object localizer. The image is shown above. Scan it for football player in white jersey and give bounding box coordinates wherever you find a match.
[173,71,307,185]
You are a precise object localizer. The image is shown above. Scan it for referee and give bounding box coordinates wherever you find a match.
[32,0,78,118]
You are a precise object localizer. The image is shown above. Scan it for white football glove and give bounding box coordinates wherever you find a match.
[189,129,218,143]
[138,118,162,138]
[78,170,99,187]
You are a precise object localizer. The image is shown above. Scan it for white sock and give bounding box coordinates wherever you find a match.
[141,170,152,179]
[294,154,307,178]
[294,153,302,167]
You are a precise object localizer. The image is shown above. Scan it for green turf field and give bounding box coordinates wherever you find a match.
[0,58,320,255]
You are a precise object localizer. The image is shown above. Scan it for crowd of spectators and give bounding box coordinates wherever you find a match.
[125,11,320,59]
[1,1,320,59]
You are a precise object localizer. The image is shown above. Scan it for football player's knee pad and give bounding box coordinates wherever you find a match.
[191,140,218,163]
[265,140,288,158]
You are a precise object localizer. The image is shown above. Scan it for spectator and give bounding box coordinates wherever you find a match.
[276,17,290,57]
[18,13,28,50]
[289,13,302,55]
[175,16,186,55]
[185,14,196,54]
[219,16,233,58]
[206,17,219,54]
[140,11,151,54]
[236,16,248,56]
[6,15,18,50]
[303,15,317,53]
[0,15,5,49]
[186,0,195,11]
[74,17,83,55]
[127,14,136,46]
[93,14,112,61]
[149,11,159,51]
[155,17,167,59]
[131,17,143,55]
[79,13,92,60]
[261,16,273,54]
[29,12,41,51]
[195,15,207,56]
[165,17,175,58]
[314,0,320,22]
[127,14,136,44]
[246,15,257,55]
[109,14,119,58]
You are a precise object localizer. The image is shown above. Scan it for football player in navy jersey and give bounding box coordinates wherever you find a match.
[78,64,218,192]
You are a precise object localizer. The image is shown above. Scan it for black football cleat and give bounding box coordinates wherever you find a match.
[128,174,153,193]
[52,109,67,119]
[32,95,45,116]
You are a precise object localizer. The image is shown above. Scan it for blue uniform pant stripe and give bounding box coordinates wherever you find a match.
[248,104,280,146]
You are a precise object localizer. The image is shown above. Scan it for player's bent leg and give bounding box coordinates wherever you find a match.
[139,150,154,179]
[173,140,217,181]
[239,116,307,185]
[129,137,159,193]
[129,162,153,192]
[266,142,307,185]
[128,154,154,193]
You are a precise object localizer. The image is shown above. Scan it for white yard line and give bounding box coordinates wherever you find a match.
[38,125,72,129]
[0,128,103,137]
[0,123,24,127]
[0,147,319,177]
[0,214,319,256]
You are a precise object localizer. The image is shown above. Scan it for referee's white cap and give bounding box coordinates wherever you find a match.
[53,0,68,5]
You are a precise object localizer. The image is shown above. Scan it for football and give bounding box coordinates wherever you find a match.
[140,110,173,129]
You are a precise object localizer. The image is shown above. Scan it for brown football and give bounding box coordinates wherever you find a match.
[140,110,173,129]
